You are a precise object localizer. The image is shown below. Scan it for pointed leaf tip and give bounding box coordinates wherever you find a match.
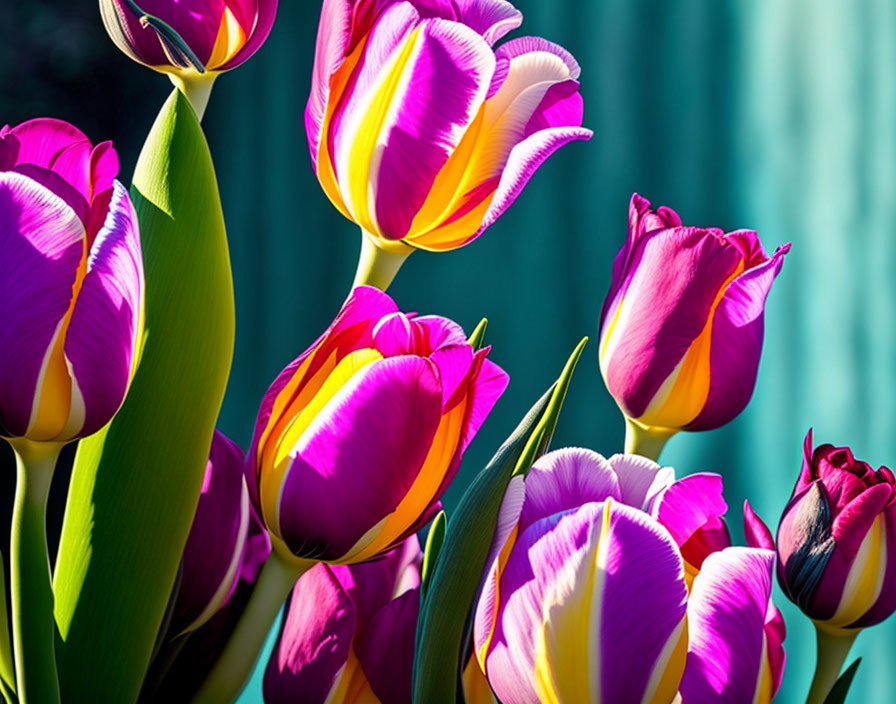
[421,511,447,601]
[467,319,489,351]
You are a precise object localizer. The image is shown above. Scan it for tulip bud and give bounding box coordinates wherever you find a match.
[473,448,785,704]
[307,0,592,278]
[599,194,789,451]
[99,0,278,116]
[263,537,422,704]
[776,430,896,633]
[0,119,144,445]
[171,431,271,637]
[248,285,508,567]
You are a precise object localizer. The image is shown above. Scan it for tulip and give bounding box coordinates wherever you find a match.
[473,448,785,704]
[140,431,271,701]
[0,118,143,704]
[769,431,896,702]
[193,285,507,703]
[171,431,271,637]
[1,119,145,447]
[99,0,278,117]
[264,537,422,704]
[250,284,508,567]
[599,194,789,460]
[307,0,592,288]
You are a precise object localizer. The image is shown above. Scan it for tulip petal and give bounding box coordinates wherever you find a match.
[7,118,91,170]
[370,17,496,240]
[653,473,728,548]
[680,547,779,704]
[410,314,469,350]
[357,588,419,704]
[414,0,522,45]
[65,181,144,437]
[486,501,687,704]
[263,565,357,704]
[743,501,775,551]
[519,448,621,533]
[606,452,675,512]
[475,126,592,240]
[852,504,896,627]
[0,172,84,436]
[687,243,790,430]
[776,482,836,614]
[220,0,279,70]
[277,356,443,561]
[459,353,509,453]
[429,344,476,410]
[173,431,250,635]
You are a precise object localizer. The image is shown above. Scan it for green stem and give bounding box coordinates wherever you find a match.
[0,551,15,701]
[169,72,216,122]
[9,440,62,704]
[623,418,675,462]
[806,626,859,704]
[352,231,412,291]
[191,553,312,704]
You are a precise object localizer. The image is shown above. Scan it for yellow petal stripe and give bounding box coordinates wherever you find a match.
[206,5,248,70]
[260,348,383,537]
[827,514,886,628]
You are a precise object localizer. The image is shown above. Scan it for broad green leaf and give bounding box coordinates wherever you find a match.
[420,511,446,602]
[412,340,586,703]
[823,658,862,704]
[53,88,235,703]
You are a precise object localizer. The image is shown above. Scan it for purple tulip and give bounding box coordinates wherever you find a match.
[473,448,785,703]
[775,430,896,632]
[263,537,422,704]
[99,0,278,75]
[171,431,271,636]
[599,194,789,437]
[248,285,508,567]
[306,0,592,252]
[0,119,144,443]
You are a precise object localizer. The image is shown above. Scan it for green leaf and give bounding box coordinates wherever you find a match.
[823,658,862,704]
[53,88,235,702]
[412,340,587,703]
[0,553,15,703]
[467,318,488,351]
[420,511,447,602]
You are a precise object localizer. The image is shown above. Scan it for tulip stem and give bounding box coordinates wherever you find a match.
[191,552,312,704]
[806,626,859,704]
[352,231,413,291]
[623,418,675,462]
[9,440,62,704]
[169,74,216,122]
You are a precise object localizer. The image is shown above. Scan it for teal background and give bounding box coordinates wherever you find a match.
[3,0,896,701]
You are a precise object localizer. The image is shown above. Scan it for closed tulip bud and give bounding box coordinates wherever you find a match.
[248,286,508,567]
[474,449,785,704]
[0,119,144,446]
[307,0,592,286]
[599,194,789,457]
[99,0,278,116]
[171,431,271,637]
[776,430,896,633]
[264,537,422,704]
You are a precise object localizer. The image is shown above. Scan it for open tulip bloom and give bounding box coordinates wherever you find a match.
[307,0,592,288]
[473,449,785,704]
[599,194,790,460]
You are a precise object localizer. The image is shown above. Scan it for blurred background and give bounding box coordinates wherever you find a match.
[2,0,896,701]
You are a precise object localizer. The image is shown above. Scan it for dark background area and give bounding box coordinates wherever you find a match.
[4,1,896,701]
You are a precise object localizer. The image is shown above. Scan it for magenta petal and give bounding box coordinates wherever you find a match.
[277,356,443,561]
[518,448,621,533]
[65,181,144,437]
[8,118,90,169]
[687,244,790,430]
[653,473,728,547]
[263,565,356,704]
[306,0,354,170]
[409,314,469,351]
[475,126,593,240]
[495,36,581,78]
[744,501,775,551]
[174,431,250,634]
[220,0,279,70]
[606,453,675,511]
[458,353,508,453]
[372,17,494,239]
[0,172,84,436]
[415,0,522,45]
[429,344,475,410]
[680,547,779,704]
[357,588,419,704]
